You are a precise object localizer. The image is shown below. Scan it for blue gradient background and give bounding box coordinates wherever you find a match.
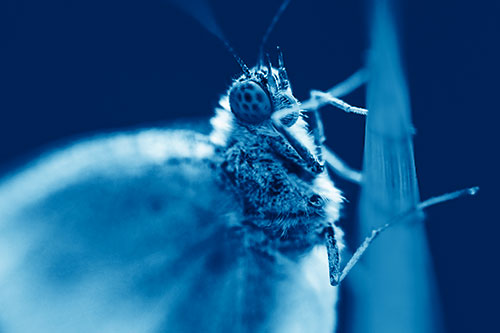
[1,0,498,332]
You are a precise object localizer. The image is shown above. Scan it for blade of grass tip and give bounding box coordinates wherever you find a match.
[350,0,444,332]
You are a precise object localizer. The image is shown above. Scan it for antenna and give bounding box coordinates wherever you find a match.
[169,0,250,76]
[258,0,292,66]
[223,41,251,76]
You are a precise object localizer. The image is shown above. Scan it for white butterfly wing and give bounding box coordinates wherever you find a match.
[0,128,336,333]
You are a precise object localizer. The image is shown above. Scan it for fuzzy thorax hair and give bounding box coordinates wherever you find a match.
[210,92,344,251]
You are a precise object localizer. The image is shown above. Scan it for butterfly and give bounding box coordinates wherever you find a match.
[0,1,477,332]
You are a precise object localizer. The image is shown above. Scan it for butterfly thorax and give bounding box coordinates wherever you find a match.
[211,115,343,255]
[208,63,344,257]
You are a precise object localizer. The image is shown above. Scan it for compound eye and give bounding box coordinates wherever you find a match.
[229,81,272,124]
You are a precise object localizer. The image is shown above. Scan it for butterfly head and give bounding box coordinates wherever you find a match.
[228,49,300,127]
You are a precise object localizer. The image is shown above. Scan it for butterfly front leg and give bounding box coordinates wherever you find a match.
[269,125,324,177]
[308,106,362,184]
[324,224,341,286]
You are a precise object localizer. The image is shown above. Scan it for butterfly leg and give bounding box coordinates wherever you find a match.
[334,187,478,284]
[271,125,324,176]
[325,68,368,98]
[308,106,362,184]
[309,68,369,115]
[324,224,341,286]
[323,146,362,184]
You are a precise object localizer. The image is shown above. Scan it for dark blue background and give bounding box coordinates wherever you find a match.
[1,0,498,332]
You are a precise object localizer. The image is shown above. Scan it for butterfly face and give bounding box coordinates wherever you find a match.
[228,54,300,127]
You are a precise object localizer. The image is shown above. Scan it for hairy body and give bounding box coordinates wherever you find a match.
[212,94,344,259]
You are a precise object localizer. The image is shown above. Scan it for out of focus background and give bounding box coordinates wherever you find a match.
[1,0,498,332]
